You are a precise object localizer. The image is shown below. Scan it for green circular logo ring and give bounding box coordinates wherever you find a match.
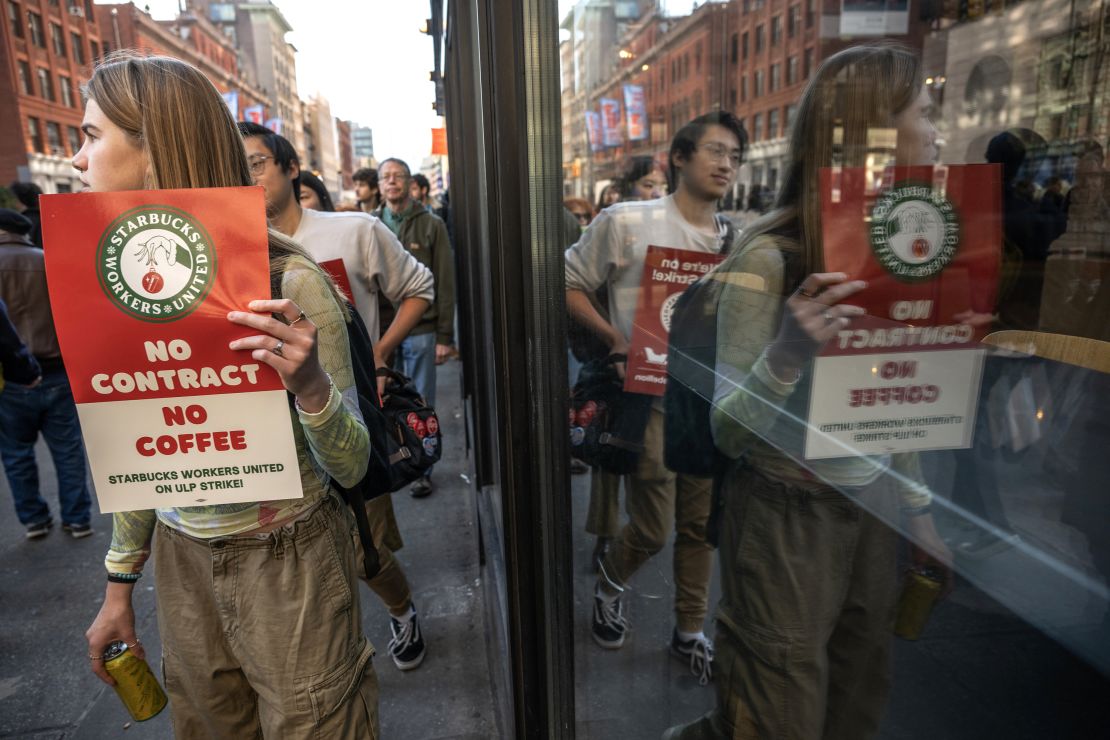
[95,205,218,323]
[868,181,960,283]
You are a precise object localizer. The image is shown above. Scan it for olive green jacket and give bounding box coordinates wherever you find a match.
[374,201,455,344]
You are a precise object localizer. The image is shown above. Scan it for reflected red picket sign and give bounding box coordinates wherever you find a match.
[625,245,726,396]
[40,187,301,512]
[806,164,1002,459]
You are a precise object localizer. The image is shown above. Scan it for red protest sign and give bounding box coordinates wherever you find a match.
[41,187,301,512]
[805,165,1001,459]
[625,246,725,396]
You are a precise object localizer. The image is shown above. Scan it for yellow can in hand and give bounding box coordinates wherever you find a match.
[894,567,943,640]
[103,641,168,721]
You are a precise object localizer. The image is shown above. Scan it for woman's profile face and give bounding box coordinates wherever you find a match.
[602,186,621,206]
[893,85,938,167]
[299,186,323,211]
[628,166,667,200]
[72,99,149,193]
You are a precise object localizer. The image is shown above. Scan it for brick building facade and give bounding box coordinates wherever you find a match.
[1,0,104,191]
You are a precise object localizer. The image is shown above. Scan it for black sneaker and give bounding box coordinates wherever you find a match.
[63,522,94,539]
[670,628,714,685]
[409,477,433,499]
[388,611,426,670]
[592,593,627,649]
[25,520,53,540]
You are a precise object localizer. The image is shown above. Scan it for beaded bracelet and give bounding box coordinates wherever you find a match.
[295,373,334,416]
[107,572,142,584]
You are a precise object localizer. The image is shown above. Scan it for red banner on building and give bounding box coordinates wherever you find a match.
[805,164,1002,458]
[40,187,301,512]
[625,246,725,396]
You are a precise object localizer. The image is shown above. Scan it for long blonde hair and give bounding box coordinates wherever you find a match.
[738,44,923,278]
[84,52,337,301]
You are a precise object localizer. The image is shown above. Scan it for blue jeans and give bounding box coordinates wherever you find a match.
[394,331,437,478]
[0,371,92,526]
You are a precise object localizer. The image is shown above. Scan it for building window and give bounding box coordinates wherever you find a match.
[741,75,748,102]
[71,32,84,65]
[29,11,45,47]
[771,63,781,92]
[51,22,65,56]
[742,32,749,59]
[59,74,73,107]
[28,117,43,153]
[47,121,63,156]
[102,40,110,55]
[804,47,814,79]
[789,5,800,37]
[807,0,816,28]
[695,42,702,73]
[8,1,23,38]
[753,113,763,142]
[768,108,779,139]
[17,60,32,95]
[90,40,98,60]
[785,103,797,133]
[38,68,54,101]
[729,88,737,110]
[67,125,81,154]
[788,55,799,85]
[755,69,764,97]
[771,16,782,45]
[756,25,764,53]
[730,33,738,64]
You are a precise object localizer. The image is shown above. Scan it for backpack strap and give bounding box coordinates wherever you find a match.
[273,266,382,581]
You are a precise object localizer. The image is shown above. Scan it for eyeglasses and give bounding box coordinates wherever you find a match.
[247,155,273,176]
[379,172,409,182]
[572,212,591,223]
[699,143,742,168]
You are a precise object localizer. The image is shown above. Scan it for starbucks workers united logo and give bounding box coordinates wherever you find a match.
[868,182,960,282]
[96,206,217,322]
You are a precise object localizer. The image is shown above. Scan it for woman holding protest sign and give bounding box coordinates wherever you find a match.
[77,54,378,737]
[663,45,953,740]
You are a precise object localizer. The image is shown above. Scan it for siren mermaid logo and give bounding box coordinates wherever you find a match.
[869,182,960,282]
[96,205,217,322]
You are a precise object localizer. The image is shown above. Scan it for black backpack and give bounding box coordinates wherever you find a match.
[662,216,740,477]
[569,354,653,474]
[273,272,440,579]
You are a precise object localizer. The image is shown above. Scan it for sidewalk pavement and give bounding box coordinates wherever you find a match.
[0,360,496,739]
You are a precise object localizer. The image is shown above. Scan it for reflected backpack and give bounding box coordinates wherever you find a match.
[569,354,653,474]
[662,217,741,477]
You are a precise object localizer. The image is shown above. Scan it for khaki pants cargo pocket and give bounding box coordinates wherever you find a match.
[294,641,378,739]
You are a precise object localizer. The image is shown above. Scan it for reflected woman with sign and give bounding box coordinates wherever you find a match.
[665,46,953,740]
[78,55,378,736]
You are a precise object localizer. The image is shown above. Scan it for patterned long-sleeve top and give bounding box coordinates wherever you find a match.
[105,256,369,574]
[710,233,931,508]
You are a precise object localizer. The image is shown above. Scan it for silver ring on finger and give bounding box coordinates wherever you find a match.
[823,310,835,323]
[289,311,307,326]
[800,287,818,299]
[272,339,285,357]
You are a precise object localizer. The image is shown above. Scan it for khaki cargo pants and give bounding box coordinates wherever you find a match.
[154,495,379,739]
[670,467,899,740]
[599,407,714,633]
[359,494,413,615]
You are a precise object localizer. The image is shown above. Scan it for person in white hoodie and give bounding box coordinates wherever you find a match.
[238,122,434,673]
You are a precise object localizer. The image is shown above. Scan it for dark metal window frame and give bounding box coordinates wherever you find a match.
[444,0,575,737]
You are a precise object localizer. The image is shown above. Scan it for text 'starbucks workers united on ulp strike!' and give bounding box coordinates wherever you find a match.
[40,187,301,512]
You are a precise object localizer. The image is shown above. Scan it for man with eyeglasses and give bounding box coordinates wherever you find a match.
[565,112,746,682]
[372,158,455,500]
[237,122,434,673]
